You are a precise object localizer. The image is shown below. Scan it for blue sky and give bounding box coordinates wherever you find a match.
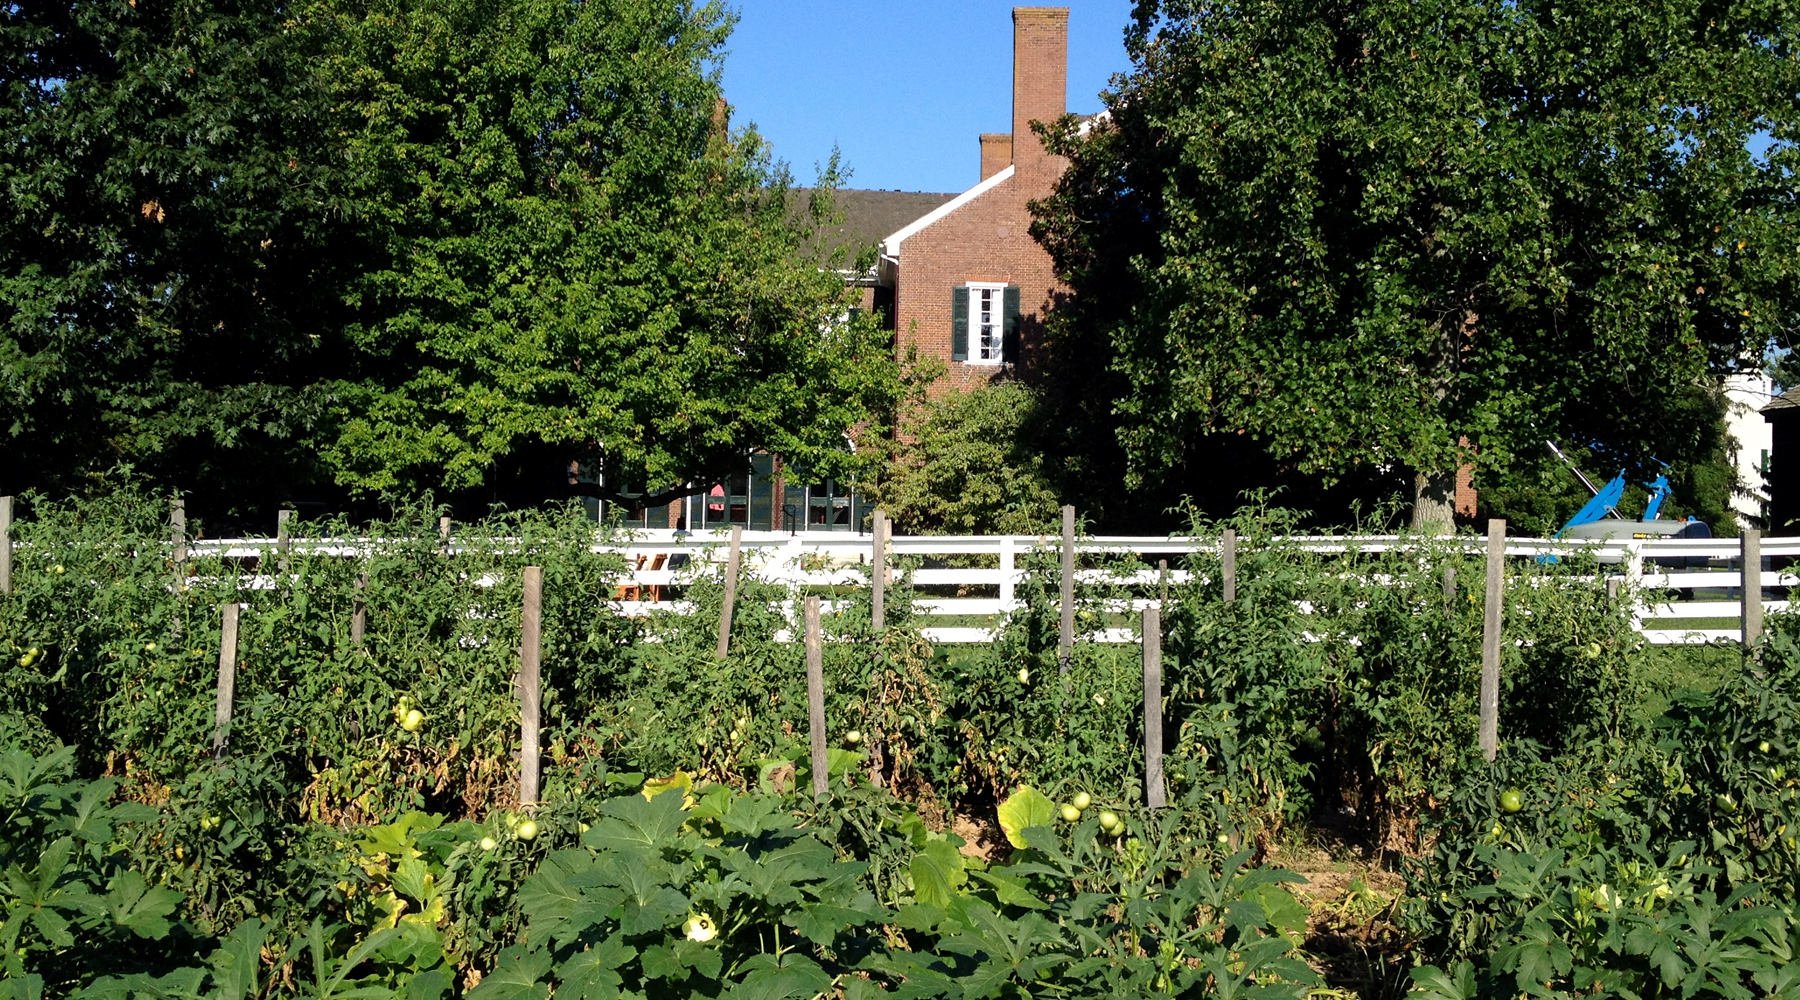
[720,2,1138,194]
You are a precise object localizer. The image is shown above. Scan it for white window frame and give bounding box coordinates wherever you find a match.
[965,282,1007,365]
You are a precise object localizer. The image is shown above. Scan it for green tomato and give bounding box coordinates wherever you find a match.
[479,836,498,851]
[1760,741,1773,753]
[400,709,424,733]
[1500,789,1524,813]
[1097,811,1121,831]
[1071,791,1092,811]
[515,819,539,841]
[845,730,863,745]
[1059,804,1081,823]
[1017,667,1031,684]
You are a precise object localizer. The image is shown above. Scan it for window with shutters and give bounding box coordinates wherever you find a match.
[952,283,1020,365]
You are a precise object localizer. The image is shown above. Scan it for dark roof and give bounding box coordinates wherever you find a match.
[794,188,958,262]
[1762,389,1800,414]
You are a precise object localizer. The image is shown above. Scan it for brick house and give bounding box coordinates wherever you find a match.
[864,7,1072,392]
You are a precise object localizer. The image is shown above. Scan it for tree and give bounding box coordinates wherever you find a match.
[1,0,348,508]
[314,0,897,508]
[2,0,899,516]
[1033,0,1800,531]
[866,381,1063,535]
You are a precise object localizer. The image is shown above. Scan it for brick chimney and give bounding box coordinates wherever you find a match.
[1011,7,1068,186]
[979,133,1014,180]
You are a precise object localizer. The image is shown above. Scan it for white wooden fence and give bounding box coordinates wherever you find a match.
[177,528,1796,646]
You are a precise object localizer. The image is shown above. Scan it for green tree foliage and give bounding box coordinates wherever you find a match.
[313,0,894,502]
[1033,0,1800,529]
[1,0,897,513]
[1,0,345,504]
[866,382,1063,535]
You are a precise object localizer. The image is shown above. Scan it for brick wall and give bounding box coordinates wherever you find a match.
[979,133,1013,181]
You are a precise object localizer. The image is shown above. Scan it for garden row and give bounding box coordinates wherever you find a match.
[1,491,1795,997]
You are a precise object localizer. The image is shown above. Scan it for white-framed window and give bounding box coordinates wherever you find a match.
[966,282,1007,365]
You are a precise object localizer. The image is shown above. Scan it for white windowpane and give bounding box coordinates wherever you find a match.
[964,283,1006,365]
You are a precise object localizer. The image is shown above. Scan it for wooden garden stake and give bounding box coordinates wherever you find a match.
[1143,606,1165,810]
[805,595,828,798]
[0,496,12,596]
[1480,519,1506,762]
[871,509,888,631]
[1059,505,1075,674]
[439,516,453,554]
[1222,529,1238,604]
[351,573,368,647]
[171,497,187,565]
[519,566,544,807]
[716,526,742,659]
[1743,529,1763,651]
[276,509,295,574]
[213,603,240,760]
[1442,565,1456,602]
[1157,558,1169,605]
[1606,577,1621,603]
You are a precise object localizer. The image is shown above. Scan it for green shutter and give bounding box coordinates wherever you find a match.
[951,287,969,361]
[1002,286,1021,363]
[750,454,776,531]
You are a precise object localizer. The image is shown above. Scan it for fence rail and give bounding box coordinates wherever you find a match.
[146,527,1794,647]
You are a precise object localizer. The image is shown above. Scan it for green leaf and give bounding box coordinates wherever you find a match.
[555,937,636,1000]
[911,839,970,909]
[638,944,688,983]
[782,893,889,945]
[207,918,269,1000]
[405,969,452,1000]
[1408,963,1477,1000]
[583,793,688,854]
[968,870,1047,911]
[102,871,181,940]
[466,945,552,1000]
[0,974,43,1000]
[729,954,832,1000]
[516,851,601,943]
[995,787,1055,850]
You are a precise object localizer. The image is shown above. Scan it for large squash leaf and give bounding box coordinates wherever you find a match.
[996,786,1055,850]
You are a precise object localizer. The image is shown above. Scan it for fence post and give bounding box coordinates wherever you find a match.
[999,536,1016,613]
[1480,519,1506,762]
[519,566,543,807]
[1143,606,1165,810]
[805,595,828,798]
[276,509,294,575]
[213,603,240,760]
[0,496,11,596]
[171,497,187,566]
[871,510,887,631]
[1742,529,1763,651]
[1222,529,1238,604]
[716,526,742,659]
[351,573,368,648]
[1060,506,1075,674]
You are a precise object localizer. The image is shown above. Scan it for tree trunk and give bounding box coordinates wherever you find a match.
[1411,469,1457,534]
